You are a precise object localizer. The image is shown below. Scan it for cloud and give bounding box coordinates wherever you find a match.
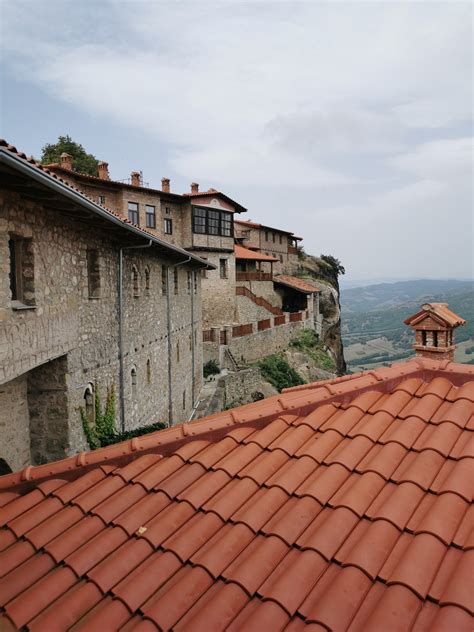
[1,0,472,279]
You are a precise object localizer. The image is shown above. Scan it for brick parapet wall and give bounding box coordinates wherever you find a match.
[203,311,313,365]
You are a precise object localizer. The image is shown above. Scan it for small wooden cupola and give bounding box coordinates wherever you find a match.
[404,303,466,361]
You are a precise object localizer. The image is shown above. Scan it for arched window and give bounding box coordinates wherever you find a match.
[131,367,137,396]
[144,266,150,294]
[132,265,140,297]
[146,359,151,384]
[84,383,95,425]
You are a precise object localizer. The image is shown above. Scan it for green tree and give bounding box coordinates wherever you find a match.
[320,254,345,276]
[41,135,99,176]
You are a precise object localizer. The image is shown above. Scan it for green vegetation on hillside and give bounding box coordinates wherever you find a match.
[257,355,305,392]
[289,329,336,372]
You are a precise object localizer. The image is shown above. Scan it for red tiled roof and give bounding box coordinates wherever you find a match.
[405,303,467,328]
[274,275,321,293]
[0,357,473,630]
[182,189,247,213]
[234,244,279,262]
[44,163,186,201]
[235,219,302,239]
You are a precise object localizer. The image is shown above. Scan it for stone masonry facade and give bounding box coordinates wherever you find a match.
[0,187,204,472]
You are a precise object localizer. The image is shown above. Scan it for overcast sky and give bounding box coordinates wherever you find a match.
[1,1,472,282]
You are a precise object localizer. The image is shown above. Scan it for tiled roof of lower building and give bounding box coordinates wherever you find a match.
[234,244,279,262]
[0,357,473,631]
[274,275,321,294]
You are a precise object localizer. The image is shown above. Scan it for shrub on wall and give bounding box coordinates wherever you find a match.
[257,354,305,392]
[80,384,167,450]
[203,360,220,378]
[289,329,336,372]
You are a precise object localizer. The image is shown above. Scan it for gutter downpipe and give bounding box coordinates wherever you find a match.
[166,256,191,427]
[119,240,153,432]
[191,270,195,410]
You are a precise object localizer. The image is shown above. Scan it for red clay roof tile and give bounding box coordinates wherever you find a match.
[0,358,472,629]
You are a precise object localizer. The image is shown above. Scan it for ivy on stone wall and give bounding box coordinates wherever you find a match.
[80,383,167,450]
[80,383,116,449]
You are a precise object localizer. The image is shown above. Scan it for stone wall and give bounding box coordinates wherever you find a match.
[0,374,30,472]
[0,188,203,470]
[222,367,262,408]
[235,293,279,323]
[238,280,282,306]
[229,318,311,364]
[203,314,313,367]
[201,252,237,327]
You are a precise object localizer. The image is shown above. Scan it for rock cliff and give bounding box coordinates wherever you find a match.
[293,253,347,375]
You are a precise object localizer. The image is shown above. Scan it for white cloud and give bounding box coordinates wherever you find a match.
[1,0,472,279]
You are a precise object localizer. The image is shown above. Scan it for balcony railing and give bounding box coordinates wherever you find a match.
[236,272,273,282]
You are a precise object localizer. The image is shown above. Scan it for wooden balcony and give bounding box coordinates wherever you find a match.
[236,272,273,282]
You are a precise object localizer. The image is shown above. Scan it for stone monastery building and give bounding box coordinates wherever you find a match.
[45,154,322,366]
[0,141,211,473]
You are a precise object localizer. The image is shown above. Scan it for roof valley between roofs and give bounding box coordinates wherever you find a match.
[0,356,472,630]
[0,141,212,270]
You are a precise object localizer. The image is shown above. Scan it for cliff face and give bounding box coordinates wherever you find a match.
[293,253,347,375]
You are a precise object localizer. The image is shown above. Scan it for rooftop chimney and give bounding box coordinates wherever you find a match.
[60,152,73,171]
[404,303,466,362]
[191,182,199,194]
[161,177,170,193]
[131,171,141,187]
[98,161,109,180]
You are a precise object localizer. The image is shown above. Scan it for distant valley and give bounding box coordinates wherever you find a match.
[340,279,474,371]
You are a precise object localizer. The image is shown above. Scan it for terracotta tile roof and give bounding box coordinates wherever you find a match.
[274,275,321,294]
[0,357,473,631]
[234,244,279,262]
[404,303,467,328]
[0,140,212,270]
[182,189,247,213]
[44,163,187,201]
[235,219,302,240]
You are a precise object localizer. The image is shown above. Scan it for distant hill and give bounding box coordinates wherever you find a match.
[341,279,473,371]
[341,279,473,313]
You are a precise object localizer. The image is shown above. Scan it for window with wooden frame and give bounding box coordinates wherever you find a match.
[173,268,179,294]
[144,266,151,295]
[192,206,233,237]
[8,235,35,306]
[219,258,228,279]
[87,249,101,299]
[145,205,156,229]
[162,265,168,295]
[132,265,140,297]
[164,218,173,234]
[128,202,139,225]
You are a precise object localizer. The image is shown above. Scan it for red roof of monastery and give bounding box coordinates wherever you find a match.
[182,189,247,213]
[234,244,279,262]
[274,275,321,294]
[404,303,467,329]
[235,219,303,240]
[0,357,473,631]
